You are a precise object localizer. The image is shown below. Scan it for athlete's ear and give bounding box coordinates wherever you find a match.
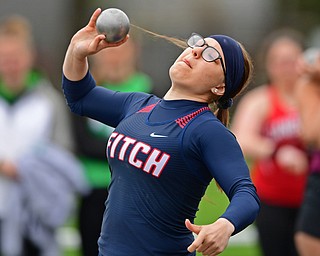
[211,85,225,96]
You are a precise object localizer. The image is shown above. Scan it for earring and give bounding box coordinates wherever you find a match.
[214,89,218,93]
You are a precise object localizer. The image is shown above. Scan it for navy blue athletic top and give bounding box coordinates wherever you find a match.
[62,72,260,256]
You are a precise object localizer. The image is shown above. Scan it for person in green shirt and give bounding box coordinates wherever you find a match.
[71,36,154,256]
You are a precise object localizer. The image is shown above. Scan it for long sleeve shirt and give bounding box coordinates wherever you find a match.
[62,71,260,256]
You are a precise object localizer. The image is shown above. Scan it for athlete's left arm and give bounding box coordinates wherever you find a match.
[197,120,260,234]
[185,119,260,254]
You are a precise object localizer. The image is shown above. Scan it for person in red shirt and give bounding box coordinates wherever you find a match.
[231,29,309,256]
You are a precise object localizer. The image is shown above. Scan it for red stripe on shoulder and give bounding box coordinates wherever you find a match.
[175,107,211,128]
[137,103,157,113]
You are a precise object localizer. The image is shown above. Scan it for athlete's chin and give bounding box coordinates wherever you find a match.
[169,65,190,84]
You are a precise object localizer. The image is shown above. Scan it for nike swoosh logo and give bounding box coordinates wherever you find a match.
[150,132,168,138]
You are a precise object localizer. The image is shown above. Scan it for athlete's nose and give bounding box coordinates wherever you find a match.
[191,47,203,59]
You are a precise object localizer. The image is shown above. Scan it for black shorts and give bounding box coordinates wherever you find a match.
[296,173,320,238]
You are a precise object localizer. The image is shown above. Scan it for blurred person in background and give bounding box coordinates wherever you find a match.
[294,48,320,256]
[231,29,309,256]
[72,35,154,256]
[0,15,88,256]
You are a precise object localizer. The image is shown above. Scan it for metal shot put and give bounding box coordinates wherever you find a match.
[96,8,130,43]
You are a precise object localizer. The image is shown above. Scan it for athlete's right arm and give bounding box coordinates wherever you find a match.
[63,72,154,128]
[62,8,135,127]
[63,8,128,81]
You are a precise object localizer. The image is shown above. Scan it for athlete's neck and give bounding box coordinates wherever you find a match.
[163,87,211,103]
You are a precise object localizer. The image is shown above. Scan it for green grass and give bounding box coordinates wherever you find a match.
[64,245,262,256]
[64,244,262,256]
[218,244,262,256]
[64,249,81,256]
[62,181,261,256]
[195,181,230,224]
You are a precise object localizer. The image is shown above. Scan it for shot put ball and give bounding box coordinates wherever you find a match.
[96,8,130,43]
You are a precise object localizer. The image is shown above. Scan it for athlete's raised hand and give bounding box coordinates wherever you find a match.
[186,218,235,255]
[71,8,128,59]
[63,8,129,81]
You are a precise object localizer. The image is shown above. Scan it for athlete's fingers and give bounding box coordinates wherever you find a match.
[185,219,201,234]
[195,242,211,254]
[187,233,205,253]
[106,34,130,48]
[186,219,205,253]
[93,34,129,53]
[88,8,102,28]
[87,34,106,52]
